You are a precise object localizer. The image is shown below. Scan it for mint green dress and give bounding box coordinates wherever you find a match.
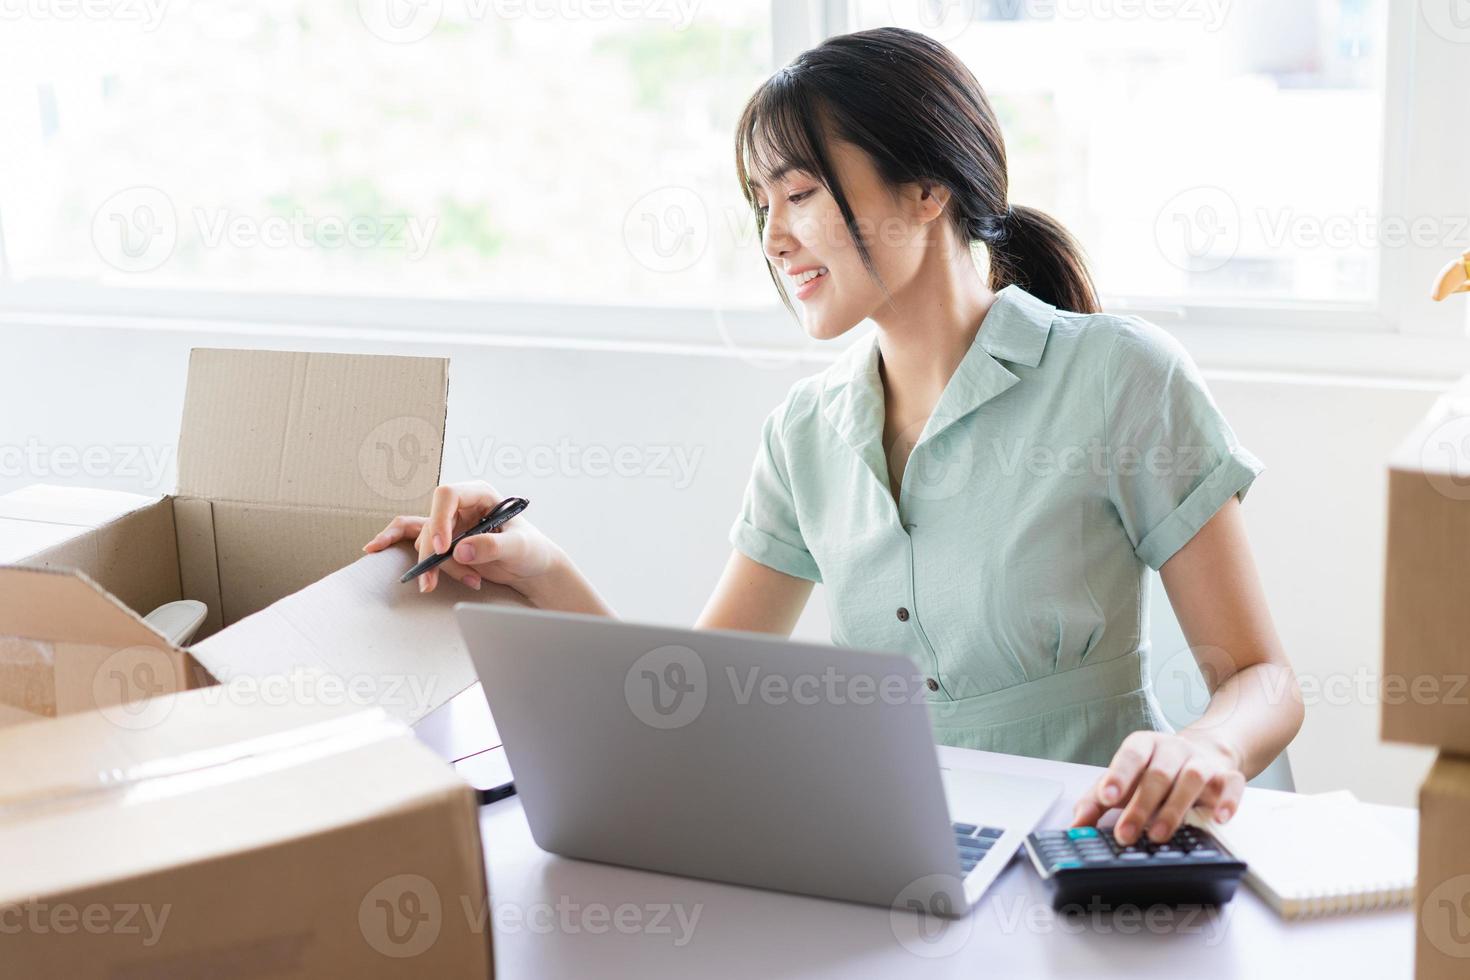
[729,284,1263,767]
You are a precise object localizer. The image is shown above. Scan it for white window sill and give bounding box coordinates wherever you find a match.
[2,286,1467,387]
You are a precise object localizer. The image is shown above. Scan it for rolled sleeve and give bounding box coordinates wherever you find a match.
[1105,318,1264,571]
[728,402,822,583]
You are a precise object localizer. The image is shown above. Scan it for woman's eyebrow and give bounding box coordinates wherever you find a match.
[747,165,798,195]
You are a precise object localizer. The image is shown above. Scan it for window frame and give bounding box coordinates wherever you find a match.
[0,0,1466,377]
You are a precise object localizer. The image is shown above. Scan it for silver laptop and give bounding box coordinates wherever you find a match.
[454,604,1062,916]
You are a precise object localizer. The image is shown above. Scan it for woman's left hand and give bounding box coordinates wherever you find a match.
[1070,730,1246,845]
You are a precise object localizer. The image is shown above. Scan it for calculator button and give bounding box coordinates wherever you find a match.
[1052,860,1083,870]
[953,823,978,836]
[977,827,1004,839]
[1154,851,1183,859]
[1191,849,1219,858]
[1120,852,1148,861]
[1066,827,1099,840]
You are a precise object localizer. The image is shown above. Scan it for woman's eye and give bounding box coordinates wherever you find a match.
[754,190,812,217]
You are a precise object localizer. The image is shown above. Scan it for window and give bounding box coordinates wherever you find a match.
[859,0,1393,307]
[1,0,1465,346]
[0,0,776,309]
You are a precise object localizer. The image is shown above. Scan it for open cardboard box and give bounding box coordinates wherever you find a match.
[1,688,494,978]
[0,347,528,729]
[1383,378,1470,754]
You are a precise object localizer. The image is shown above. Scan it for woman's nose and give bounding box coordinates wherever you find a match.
[763,210,795,263]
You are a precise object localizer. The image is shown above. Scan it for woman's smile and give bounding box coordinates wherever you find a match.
[790,265,830,300]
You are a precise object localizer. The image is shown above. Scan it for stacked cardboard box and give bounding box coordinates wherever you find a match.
[1384,381,1470,980]
[1,690,494,977]
[0,347,528,976]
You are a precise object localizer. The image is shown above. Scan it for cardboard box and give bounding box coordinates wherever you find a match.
[1415,753,1470,980]
[1383,381,1470,753]
[0,347,527,728]
[0,688,494,978]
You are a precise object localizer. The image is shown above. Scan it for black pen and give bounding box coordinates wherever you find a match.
[400,496,530,584]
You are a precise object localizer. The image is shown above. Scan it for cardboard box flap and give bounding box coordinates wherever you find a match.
[0,567,173,649]
[191,546,533,725]
[0,484,159,527]
[176,348,448,513]
[0,697,401,812]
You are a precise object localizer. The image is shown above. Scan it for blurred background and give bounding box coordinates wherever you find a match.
[3,0,1468,806]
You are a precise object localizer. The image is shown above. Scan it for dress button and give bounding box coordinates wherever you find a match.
[926,677,940,692]
[896,607,910,622]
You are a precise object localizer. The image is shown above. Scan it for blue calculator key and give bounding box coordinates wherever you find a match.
[1052,859,1083,870]
[977,827,1004,839]
[1191,849,1219,858]
[960,856,979,872]
[952,823,978,836]
[1066,827,1099,840]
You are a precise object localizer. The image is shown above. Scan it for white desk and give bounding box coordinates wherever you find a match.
[476,745,1418,978]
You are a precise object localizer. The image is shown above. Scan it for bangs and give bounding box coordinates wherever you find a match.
[735,71,835,206]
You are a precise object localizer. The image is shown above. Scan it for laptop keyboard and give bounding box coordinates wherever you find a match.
[953,822,1007,874]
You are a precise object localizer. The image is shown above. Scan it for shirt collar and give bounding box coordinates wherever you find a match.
[819,284,1057,469]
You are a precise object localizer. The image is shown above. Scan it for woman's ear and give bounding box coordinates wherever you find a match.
[913,182,952,223]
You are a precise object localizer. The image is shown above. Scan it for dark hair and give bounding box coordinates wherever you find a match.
[735,26,1100,316]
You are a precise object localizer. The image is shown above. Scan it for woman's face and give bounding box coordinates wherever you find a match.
[752,137,945,339]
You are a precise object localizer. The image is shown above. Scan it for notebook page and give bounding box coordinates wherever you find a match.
[1185,790,1416,918]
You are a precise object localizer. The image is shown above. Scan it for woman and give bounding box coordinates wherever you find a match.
[365,27,1303,847]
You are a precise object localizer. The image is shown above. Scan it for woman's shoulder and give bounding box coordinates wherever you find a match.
[1046,307,1197,386]
[764,335,875,433]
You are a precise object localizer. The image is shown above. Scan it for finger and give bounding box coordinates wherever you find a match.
[1147,758,1213,843]
[1093,731,1156,818]
[363,515,424,553]
[427,485,464,557]
[1115,739,1188,845]
[1071,793,1108,828]
[429,482,503,555]
[1202,771,1246,823]
[429,557,482,591]
[452,530,521,568]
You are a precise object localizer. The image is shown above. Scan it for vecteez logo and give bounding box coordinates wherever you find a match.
[624,644,707,729]
[359,874,443,958]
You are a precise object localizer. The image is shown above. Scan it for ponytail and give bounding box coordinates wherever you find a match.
[981,204,1100,315]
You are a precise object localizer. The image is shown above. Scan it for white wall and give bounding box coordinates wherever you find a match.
[0,317,1444,805]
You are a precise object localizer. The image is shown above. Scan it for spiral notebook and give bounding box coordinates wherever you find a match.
[1184,789,1416,918]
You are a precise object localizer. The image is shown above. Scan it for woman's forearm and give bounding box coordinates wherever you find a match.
[1182,661,1304,780]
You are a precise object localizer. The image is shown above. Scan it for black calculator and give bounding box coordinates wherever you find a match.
[1024,825,1247,911]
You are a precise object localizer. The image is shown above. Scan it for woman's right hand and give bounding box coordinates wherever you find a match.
[362,480,564,596]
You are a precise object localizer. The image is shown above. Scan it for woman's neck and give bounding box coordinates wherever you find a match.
[872,251,996,410]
